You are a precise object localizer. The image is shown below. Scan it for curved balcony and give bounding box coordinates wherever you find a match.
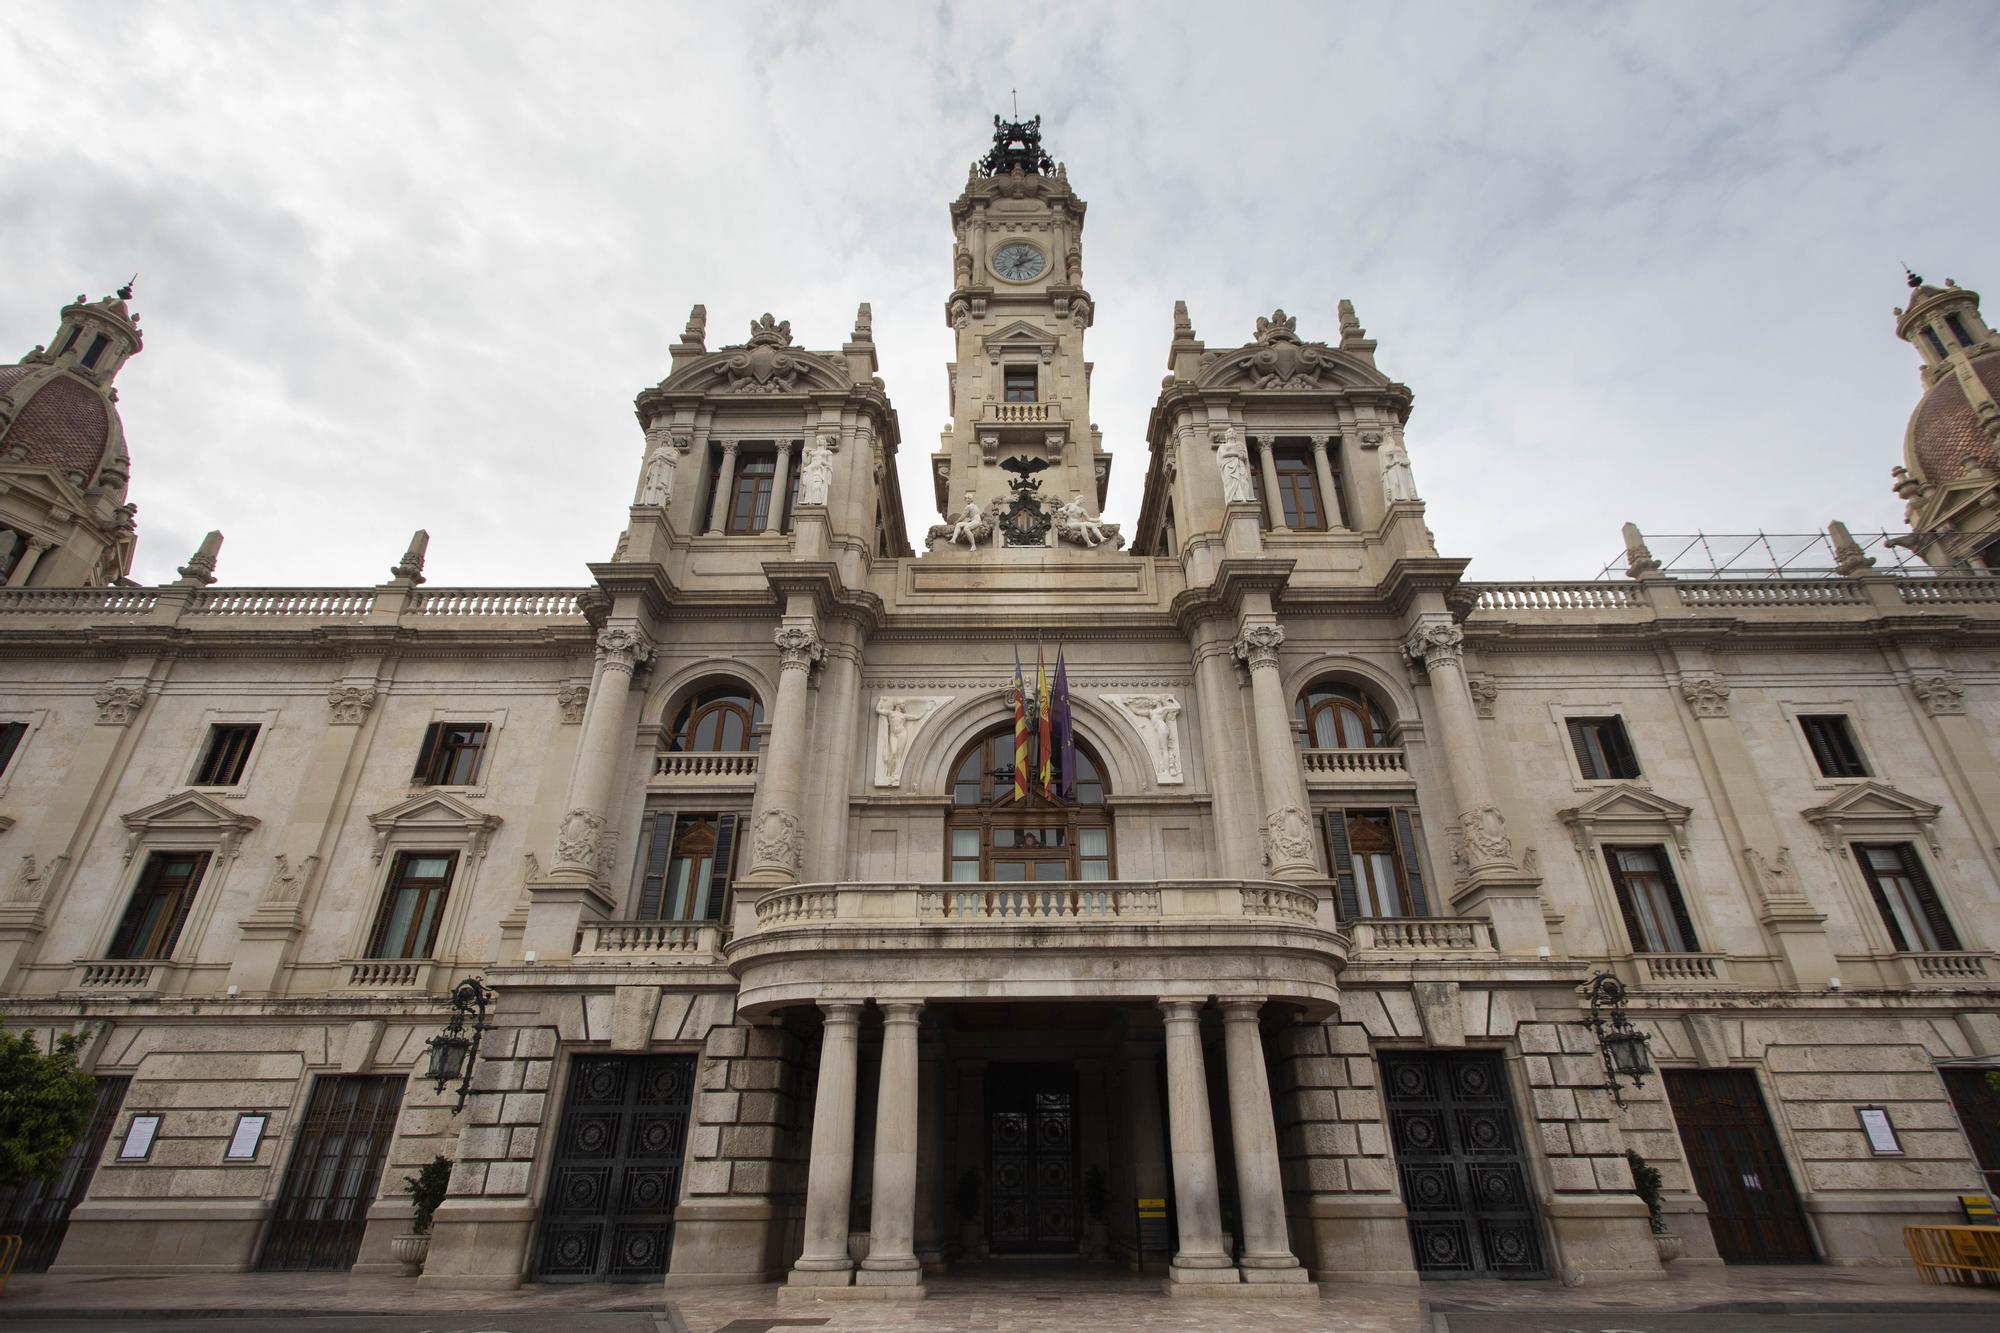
[725,879,1345,1019]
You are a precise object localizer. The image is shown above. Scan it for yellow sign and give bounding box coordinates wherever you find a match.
[1137,1197,1167,1217]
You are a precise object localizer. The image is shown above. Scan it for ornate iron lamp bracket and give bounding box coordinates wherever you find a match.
[424,975,497,1115]
[1577,969,1653,1109]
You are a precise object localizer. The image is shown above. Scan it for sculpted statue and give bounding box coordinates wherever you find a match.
[798,436,836,506]
[949,491,989,548]
[1380,442,1418,502]
[637,448,676,507]
[1214,429,1254,504]
[1054,493,1107,547]
[874,696,949,786]
[1106,694,1184,783]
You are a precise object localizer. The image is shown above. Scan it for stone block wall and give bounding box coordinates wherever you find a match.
[1273,1016,1407,1281]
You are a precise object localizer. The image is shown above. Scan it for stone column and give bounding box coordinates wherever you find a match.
[1402,616,1512,877]
[706,439,739,533]
[766,441,794,534]
[1219,999,1311,1286]
[790,1001,862,1287]
[913,1026,947,1272]
[5,536,53,586]
[1253,434,1287,530]
[1127,1042,1172,1267]
[1308,435,1341,528]
[741,621,822,888]
[1158,998,1235,1286]
[1234,623,1318,880]
[858,1001,925,1294]
[549,627,652,883]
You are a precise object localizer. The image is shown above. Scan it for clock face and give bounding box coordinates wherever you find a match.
[991,242,1047,283]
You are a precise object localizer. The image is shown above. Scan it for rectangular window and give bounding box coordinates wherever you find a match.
[108,850,212,960]
[1003,366,1037,402]
[1924,327,1949,358]
[1854,843,1959,952]
[1321,807,1429,920]
[1799,715,1867,778]
[1272,447,1325,530]
[192,723,259,786]
[949,827,981,881]
[1603,845,1699,953]
[81,334,110,369]
[633,811,738,921]
[0,720,26,776]
[722,445,795,534]
[1946,313,1976,348]
[366,851,458,959]
[1567,716,1640,780]
[412,722,489,786]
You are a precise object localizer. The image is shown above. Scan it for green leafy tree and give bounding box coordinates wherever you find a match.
[0,1029,98,1190]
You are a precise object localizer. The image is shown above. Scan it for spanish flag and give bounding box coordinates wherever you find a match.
[1011,648,1029,801]
[1037,644,1054,798]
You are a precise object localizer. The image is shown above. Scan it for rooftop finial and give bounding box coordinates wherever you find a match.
[978,114,1055,178]
[1905,264,1924,290]
[117,274,137,302]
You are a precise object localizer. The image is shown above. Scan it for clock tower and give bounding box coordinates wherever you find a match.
[931,116,1112,535]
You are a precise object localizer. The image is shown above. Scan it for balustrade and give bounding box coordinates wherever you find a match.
[0,588,158,614]
[75,961,163,989]
[1347,917,1496,954]
[1902,951,1992,982]
[191,589,375,617]
[1470,583,1644,611]
[574,922,723,958]
[343,959,428,989]
[653,752,760,779]
[1675,581,1866,607]
[1635,952,1729,984]
[1300,747,1408,779]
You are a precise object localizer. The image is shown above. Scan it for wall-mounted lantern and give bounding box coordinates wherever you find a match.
[424,975,496,1114]
[1578,970,1652,1107]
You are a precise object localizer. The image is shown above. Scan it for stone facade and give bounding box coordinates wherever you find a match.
[1,118,1997,1296]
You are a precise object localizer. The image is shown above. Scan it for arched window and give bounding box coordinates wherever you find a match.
[1296,680,1393,749]
[666,685,763,752]
[945,725,1112,881]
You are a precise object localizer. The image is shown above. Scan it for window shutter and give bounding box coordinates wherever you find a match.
[412,722,443,783]
[704,814,739,922]
[109,855,166,959]
[1852,846,1909,951]
[634,810,677,920]
[1800,718,1841,776]
[1601,846,1654,953]
[1895,842,1959,951]
[1652,846,1700,952]
[1606,719,1640,779]
[1565,719,1597,779]
[1322,809,1359,923]
[156,851,211,960]
[1392,809,1431,917]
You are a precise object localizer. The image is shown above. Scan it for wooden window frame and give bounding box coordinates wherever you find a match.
[364,850,459,960]
[1602,843,1700,954]
[1320,806,1430,921]
[632,810,739,922]
[1567,716,1641,781]
[666,687,763,753]
[108,850,213,961]
[944,728,1113,882]
[413,722,490,787]
[192,723,260,787]
[1297,681,1394,749]
[1799,714,1868,779]
[1853,841,1960,953]
[1271,445,1326,531]
[1003,365,1038,403]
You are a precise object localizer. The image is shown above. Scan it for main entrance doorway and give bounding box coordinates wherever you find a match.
[260,1074,406,1270]
[1382,1051,1548,1278]
[1665,1070,1815,1263]
[1942,1067,2000,1199]
[986,1062,1079,1254]
[532,1054,694,1282]
[0,1075,129,1272]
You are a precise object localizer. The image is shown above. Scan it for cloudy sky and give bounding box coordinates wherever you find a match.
[4,1,1996,586]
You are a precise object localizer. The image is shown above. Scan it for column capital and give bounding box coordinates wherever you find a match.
[718,438,740,456]
[774,622,824,672]
[24,535,55,553]
[819,999,865,1025]
[595,626,654,675]
[1233,622,1286,670]
[1307,433,1331,451]
[1402,616,1464,672]
[1156,997,1207,1023]
[1217,997,1267,1022]
[878,1000,925,1025]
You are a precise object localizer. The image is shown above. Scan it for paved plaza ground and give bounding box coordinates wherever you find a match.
[1,1262,1997,1332]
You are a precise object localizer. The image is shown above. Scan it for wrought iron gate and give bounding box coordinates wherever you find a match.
[0,1075,129,1271]
[533,1054,694,1282]
[1665,1070,1815,1263]
[986,1063,1078,1253]
[1382,1051,1547,1278]
[259,1074,406,1271]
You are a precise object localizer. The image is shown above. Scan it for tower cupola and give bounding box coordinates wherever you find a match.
[1891,270,2000,570]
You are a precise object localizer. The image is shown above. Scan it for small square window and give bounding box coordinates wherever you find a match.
[1799,715,1867,779]
[413,722,490,786]
[193,724,259,787]
[1566,716,1640,780]
[1003,366,1037,403]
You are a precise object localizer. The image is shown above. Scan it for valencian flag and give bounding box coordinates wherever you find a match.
[1037,645,1054,798]
[1053,647,1075,797]
[1011,647,1030,801]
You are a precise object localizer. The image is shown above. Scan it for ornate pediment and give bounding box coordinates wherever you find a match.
[1801,781,1941,852]
[653,313,852,397]
[367,791,503,864]
[119,790,261,863]
[1557,785,1693,853]
[1194,310,1386,392]
[981,320,1059,364]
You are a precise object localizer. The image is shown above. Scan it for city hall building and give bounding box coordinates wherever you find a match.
[1,119,1998,1296]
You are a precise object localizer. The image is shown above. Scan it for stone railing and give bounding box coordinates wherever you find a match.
[74,960,166,990]
[0,588,159,614]
[191,588,376,617]
[653,752,760,779]
[1897,579,2000,605]
[1635,952,1731,984]
[989,401,1052,423]
[1347,917,1497,954]
[409,589,585,618]
[1674,581,1867,608]
[748,879,1335,935]
[343,959,431,989]
[1472,583,1645,611]
[574,921,724,959]
[1301,747,1408,780]
[1900,951,1993,983]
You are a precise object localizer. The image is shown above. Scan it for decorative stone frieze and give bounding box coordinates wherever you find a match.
[555,683,589,725]
[1678,674,1731,718]
[9,853,65,905]
[1233,623,1286,671]
[1261,803,1316,871]
[752,808,804,874]
[1449,804,1513,872]
[261,853,317,906]
[1911,672,1966,715]
[554,807,608,875]
[94,682,147,725]
[326,684,377,725]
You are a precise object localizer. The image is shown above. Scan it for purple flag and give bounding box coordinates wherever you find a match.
[1053,647,1075,797]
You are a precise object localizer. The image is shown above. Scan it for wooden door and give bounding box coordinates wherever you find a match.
[1382,1051,1547,1278]
[0,1075,129,1271]
[1942,1067,2000,1199]
[987,1063,1078,1253]
[259,1074,406,1270]
[1665,1070,1815,1263]
[533,1054,694,1282]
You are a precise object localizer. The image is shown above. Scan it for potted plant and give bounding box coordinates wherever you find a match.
[954,1169,983,1258]
[1082,1165,1110,1260]
[391,1154,452,1275]
[1626,1149,1680,1263]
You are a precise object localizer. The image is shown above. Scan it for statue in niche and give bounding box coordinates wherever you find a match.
[1054,493,1108,547]
[1214,428,1253,504]
[637,448,676,507]
[1381,439,1418,502]
[1107,693,1184,783]
[873,696,948,786]
[798,436,836,506]
[948,492,991,548]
